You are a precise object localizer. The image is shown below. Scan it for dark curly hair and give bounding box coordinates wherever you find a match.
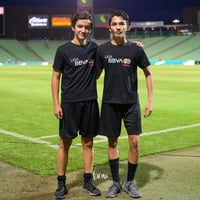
[71,10,93,29]
[108,9,129,26]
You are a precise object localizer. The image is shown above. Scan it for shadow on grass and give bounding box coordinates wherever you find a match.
[68,161,164,190]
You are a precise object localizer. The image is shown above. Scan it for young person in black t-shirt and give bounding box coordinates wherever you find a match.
[51,11,101,199]
[96,10,153,198]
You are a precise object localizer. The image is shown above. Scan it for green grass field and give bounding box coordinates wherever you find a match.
[0,65,200,176]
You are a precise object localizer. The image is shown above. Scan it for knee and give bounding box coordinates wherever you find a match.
[82,138,93,149]
[129,136,139,150]
[59,139,72,153]
[108,138,118,149]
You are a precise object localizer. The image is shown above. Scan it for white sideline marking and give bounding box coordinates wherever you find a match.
[0,123,200,149]
[0,129,58,149]
[38,135,58,139]
[120,123,200,139]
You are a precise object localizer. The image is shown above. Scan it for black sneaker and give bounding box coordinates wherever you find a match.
[82,182,101,196]
[105,181,122,198]
[54,185,68,199]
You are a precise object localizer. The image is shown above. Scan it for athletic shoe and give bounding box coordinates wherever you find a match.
[54,184,68,199]
[82,182,101,196]
[123,181,142,198]
[105,181,122,198]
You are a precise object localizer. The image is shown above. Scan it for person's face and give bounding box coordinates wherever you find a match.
[72,19,92,41]
[109,16,129,39]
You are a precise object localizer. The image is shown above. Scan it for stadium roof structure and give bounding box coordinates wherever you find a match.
[130,21,192,36]
[130,20,190,30]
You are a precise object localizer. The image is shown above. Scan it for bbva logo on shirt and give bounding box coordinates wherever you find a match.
[70,57,94,67]
[105,55,131,67]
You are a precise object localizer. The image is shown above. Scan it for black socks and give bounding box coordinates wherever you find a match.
[84,173,93,184]
[127,162,138,182]
[109,158,120,182]
[57,175,66,186]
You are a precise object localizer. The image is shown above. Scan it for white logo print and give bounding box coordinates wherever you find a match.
[29,17,48,27]
[70,57,89,67]
[105,55,131,67]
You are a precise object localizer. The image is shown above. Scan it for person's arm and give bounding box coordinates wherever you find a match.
[96,68,103,79]
[51,69,63,119]
[96,47,104,79]
[134,41,144,48]
[143,66,153,118]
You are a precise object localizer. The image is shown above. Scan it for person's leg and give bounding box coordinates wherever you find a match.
[81,136,93,173]
[57,138,72,175]
[54,138,72,199]
[108,137,120,181]
[123,135,142,198]
[108,137,119,160]
[81,136,101,196]
[99,103,123,198]
[123,102,142,198]
[127,135,139,180]
[106,137,122,198]
[106,104,121,182]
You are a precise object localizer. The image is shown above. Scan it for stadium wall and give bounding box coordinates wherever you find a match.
[2,6,110,40]
[2,6,200,40]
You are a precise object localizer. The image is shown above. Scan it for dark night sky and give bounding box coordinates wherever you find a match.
[1,0,200,24]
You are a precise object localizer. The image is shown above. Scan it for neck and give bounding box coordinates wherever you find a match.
[111,37,127,46]
[71,37,87,46]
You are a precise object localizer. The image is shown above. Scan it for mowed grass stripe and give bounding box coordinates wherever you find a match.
[1,122,200,147]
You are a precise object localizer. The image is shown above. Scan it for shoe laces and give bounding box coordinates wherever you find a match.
[110,182,121,191]
[127,182,137,191]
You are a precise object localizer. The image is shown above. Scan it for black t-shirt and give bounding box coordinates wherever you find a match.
[53,41,98,102]
[96,41,151,104]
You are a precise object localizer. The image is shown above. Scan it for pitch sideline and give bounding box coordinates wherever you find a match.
[0,123,200,149]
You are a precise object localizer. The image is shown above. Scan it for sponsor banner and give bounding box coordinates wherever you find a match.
[94,14,110,28]
[0,61,50,66]
[0,7,4,15]
[77,0,93,8]
[151,60,195,66]
[51,15,71,27]
[28,15,49,29]
[0,7,5,35]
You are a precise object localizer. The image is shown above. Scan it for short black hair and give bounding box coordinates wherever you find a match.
[109,9,129,25]
[71,10,93,29]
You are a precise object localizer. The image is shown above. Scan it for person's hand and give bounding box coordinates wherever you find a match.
[54,105,63,119]
[134,41,144,48]
[144,101,152,118]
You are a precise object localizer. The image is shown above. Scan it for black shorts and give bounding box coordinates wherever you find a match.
[98,102,142,137]
[59,100,99,139]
